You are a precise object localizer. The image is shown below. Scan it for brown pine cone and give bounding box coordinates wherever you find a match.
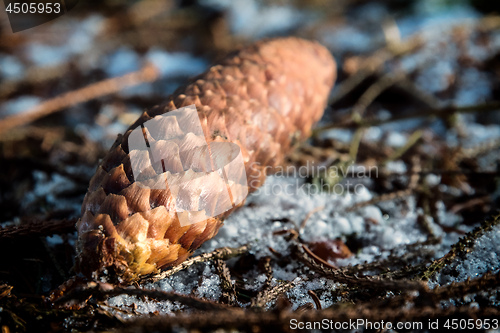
[75,37,336,283]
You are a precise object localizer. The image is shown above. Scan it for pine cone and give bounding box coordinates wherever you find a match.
[75,37,336,282]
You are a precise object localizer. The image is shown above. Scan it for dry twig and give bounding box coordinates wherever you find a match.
[0,64,159,134]
[141,245,249,283]
[0,218,77,239]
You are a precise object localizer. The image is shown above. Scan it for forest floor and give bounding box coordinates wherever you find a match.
[0,0,499,332]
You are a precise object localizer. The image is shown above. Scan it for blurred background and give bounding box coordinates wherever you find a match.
[0,0,499,220]
[0,1,499,331]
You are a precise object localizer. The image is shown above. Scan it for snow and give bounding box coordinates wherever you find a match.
[200,0,306,38]
[415,60,455,93]
[424,174,441,187]
[146,49,208,77]
[321,26,379,54]
[446,123,500,147]
[105,158,496,313]
[104,47,141,77]
[67,15,105,55]
[23,171,81,214]
[455,68,492,105]
[0,96,41,116]
[0,55,24,79]
[195,265,222,300]
[46,234,64,246]
[24,43,70,67]
[1,0,499,317]
[385,132,407,148]
[360,206,384,224]
[364,126,383,142]
[385,161,407,174]
[319,128,353,143]
[398,4,480,38]
[431,224,500,287]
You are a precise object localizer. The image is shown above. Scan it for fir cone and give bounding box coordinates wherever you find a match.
[75,37,336,282]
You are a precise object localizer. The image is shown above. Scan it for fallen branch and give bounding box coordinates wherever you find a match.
[54,283,227,311]
[419,214,500,281]
[114,303,500,332]
[214,259,237,305]
[314,102,500,133]
[0,63,159,134]
[0,218,77,239]
[294,242,428,293]
[251,279,299,308]
[141,245,249,283]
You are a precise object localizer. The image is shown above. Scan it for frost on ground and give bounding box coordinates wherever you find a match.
[0,0,499,329]
[107,167,498,314]
[432,224,500,287]
[101,8,500,314]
